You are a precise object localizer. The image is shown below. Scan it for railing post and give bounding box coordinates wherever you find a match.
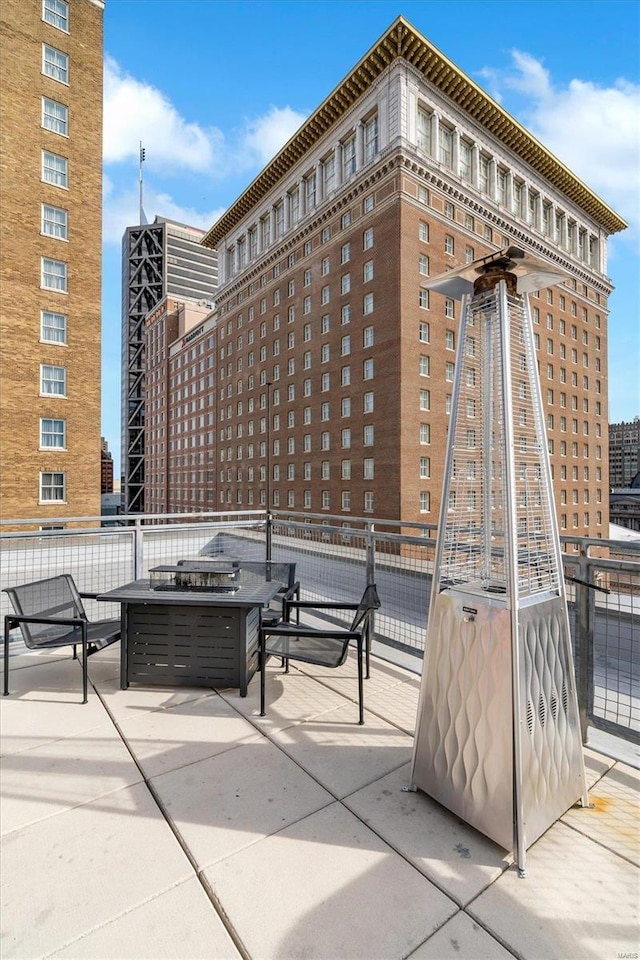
[366,523,375,586]
[266,510,272,562]
[575,549,594,744]
[133,519,144,580]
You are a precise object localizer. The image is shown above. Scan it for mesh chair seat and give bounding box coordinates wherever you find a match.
[262,629,355,669]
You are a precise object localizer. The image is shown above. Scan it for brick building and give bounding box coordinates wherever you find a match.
[155,17,627,536]
[0,0,104,525]
[609,418,640,489]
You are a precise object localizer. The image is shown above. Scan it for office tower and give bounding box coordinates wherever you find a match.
[121,216,217,513]
[0,0,104,526]
[609,419,640,488]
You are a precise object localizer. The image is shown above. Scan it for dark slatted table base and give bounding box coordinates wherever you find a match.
[127,604,259,691]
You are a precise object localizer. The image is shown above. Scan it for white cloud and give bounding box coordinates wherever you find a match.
[104,56,307,176]
[103,56,222,172]
[102,176,225,245]
[242,106,308,165]
[484,50,640,233]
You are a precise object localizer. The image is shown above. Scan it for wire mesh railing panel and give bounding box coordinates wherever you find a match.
[373,538,434,652]
[0,529,136,621]
[140,520,267,575]
[587,561,640,740]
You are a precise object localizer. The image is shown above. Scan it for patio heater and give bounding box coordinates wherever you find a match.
[410,247,588,876]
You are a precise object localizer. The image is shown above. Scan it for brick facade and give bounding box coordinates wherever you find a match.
[0,0,104,526]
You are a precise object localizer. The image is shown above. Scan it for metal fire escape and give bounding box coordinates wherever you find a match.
[122,224,165,514]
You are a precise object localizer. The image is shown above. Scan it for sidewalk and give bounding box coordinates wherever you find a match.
[1,644,638,960]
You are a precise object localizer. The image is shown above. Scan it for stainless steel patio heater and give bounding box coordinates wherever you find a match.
[410,247,588,875]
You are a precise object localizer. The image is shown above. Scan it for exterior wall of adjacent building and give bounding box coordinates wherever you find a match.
[609,419,640,488]
[0,0,104,526]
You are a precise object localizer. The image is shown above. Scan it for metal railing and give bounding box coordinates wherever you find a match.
[1,509,638,744]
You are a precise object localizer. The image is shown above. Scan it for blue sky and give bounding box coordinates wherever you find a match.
[102,0,640,476]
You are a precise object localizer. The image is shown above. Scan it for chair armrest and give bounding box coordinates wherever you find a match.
[80,591,100,600]
[285,600,359,613]
[5,613,86,629]
[261,623,361,641]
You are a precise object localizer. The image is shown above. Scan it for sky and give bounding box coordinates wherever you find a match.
[102,0,640,476]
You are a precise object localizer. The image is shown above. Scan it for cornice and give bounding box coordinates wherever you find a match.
[202,16,626,250]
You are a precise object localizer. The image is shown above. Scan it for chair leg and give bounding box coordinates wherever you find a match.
[260,632,266,717]
[3,617,11,696]
[81,623,88,704]
[365,621,371,680]
[357,634,364,725]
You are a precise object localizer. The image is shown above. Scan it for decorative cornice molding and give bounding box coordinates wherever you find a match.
[202,16,626,249]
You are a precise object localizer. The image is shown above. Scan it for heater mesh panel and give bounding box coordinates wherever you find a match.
[439,287,560,599]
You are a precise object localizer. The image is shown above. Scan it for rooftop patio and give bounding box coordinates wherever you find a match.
[1,634,638,960]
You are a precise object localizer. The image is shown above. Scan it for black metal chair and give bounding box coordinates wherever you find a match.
[3,574,121,703]
[259,583,381,724]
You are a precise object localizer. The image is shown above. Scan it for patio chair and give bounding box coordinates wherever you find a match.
[259,583,381,724]
[3,574,121,703]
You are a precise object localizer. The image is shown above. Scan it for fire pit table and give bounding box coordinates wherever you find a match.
[98,561,281,696]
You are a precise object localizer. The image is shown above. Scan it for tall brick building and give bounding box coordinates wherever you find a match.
[153,17,627,537]
[0,0,104,525]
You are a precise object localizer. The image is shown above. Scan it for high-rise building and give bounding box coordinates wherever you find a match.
[100,437,113,494]
[150,17,627,538]
[609,418,640,488]
[121,217,218,514]
[0,0,105,526]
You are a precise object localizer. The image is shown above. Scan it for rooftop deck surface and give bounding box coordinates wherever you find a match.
[1,642,638,960]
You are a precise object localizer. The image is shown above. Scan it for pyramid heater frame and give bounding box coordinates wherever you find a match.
[410,247,588,876]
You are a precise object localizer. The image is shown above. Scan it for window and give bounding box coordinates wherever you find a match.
[444,235,454,255]
[419,221,429,242]
[41,257,67,291]
[363,359,374,379]
[323,153,335,195]
[363,458,374,480]
[420,491,430,513]
[341,304,351,325]
[342,135,356,178]
[444,298,454,319]
[418,254,429,276]
[341,366,351,386]
[363,326,374,348]
[341,273,351,294]
[341,211,351,230]
[363,391,374,413]
[444,201,455,220]
[363,194,374,213]
[459,139,472,181]
[43,0,68,31]
[419,290,429,310]
[484,225,493,241]
[439,126,453,168]
[420,457,430,479]
[445,329,455,350]
[40,471,65,502]
[445,361,455,382]
[41,310,66,343]
[341,428,351,448]
[42,203,67,239]
[305,172,317,211]
[363,227,374,250]
[321,344,330,363]
[419,321,430,343]
[419,355,430,376]
[363,425,374,446]
[364,114,378,161]
[321,256,330,276]
[417,107,431,153]
[341,335,351,355]
[363,293,374,315]
[341,491,351,511]
[341,397,351,417]
[42,97,68,135]
[420,423,430,444]
[40,417,65,448]
[419,389,430,410]
[363,260,374,283]
[42,150,67,187]
[321,402,330,421]
[341,243,351,264]
[43,44,68,83]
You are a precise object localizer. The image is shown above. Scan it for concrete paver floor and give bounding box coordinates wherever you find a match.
[1,645,638,960]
